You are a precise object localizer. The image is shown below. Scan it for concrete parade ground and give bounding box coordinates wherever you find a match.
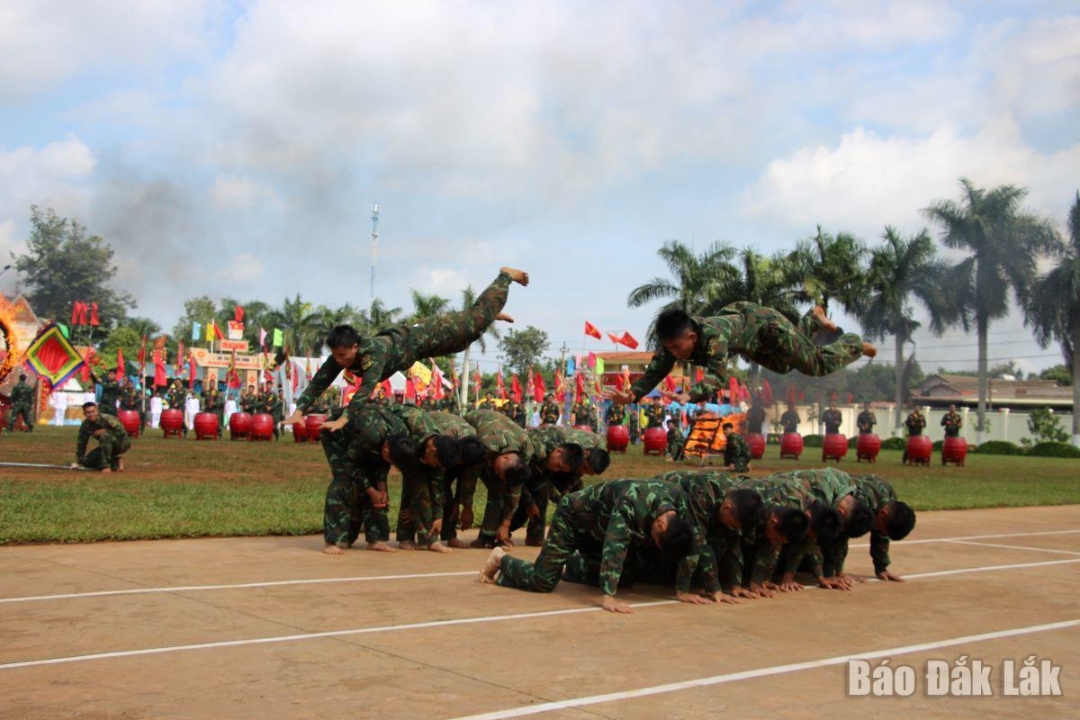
[1,505,1077,719]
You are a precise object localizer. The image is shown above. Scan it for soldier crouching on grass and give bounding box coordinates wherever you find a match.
[478,479,699,614]
[74,402,130,472]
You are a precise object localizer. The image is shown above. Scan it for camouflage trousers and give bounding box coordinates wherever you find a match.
[498,497,598,593]
[668,437,686,461]
[475,469,519,546]
[387,273,511,367]
[322,477,390,547]
[395,467,445,546]
[79,435,131,471]
[511,475,583,546]
[562,547,672,589]
[723,301,864,376]
[8,403,33,431]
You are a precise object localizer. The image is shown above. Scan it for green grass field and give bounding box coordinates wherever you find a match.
[1,425,1076,543]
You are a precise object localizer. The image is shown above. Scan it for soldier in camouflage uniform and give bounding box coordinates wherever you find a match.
[611,305,872,406]
[478,392,497,411]
[666,419,686,461]
[779,403,800,433]
[203,383,224,437]
[239,385,259,413]
[165,380,186,412]
[722,422,752,472]
[605,402,626,427]
[320,403,412,554]
[287,266,528,430]
[821,402,843,435]
[538,393,561,425]
[905,406,927,436]
[479,479,699,614]
[569,398,589,427]
[266,390,285,439]
[822,473,916,583]
[856,402,877,434]
[118,377,146,430]
[643,398,666,428]
[628,403,641,444]
[92,369,121,416]
[501,398,525,428]
[746,397,767,435]
[941,404,963,437]
[420,410,487,548]
[7,374,35,431]
[75,402,131,471]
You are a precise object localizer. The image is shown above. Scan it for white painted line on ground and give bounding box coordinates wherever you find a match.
[0,601,679,671]
[449,618,1080,720]
[5,527,1078,605]
[3,556,1079,671]
[944,539,1080,556]
[0,571,477,605]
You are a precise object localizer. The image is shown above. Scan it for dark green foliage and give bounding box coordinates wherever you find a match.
[976,441,1023,455]
[802,434,824,447]
[881,437,906,451]
[1027,442,1080,459]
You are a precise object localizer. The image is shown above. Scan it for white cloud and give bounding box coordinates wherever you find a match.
[0,134,96,226]
[211,175,279,213]
[220,253,264,283]
[740,116,1080,241]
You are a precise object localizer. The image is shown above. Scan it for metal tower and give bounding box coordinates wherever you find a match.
[370,203,379,301]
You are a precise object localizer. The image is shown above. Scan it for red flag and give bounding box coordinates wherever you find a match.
[137,335,147,367]
[71,301,87,326]
[305,353,313,381]
[405,377,416,402]
[695,367,705,384]
[511,374,522,403]
[227,351,240,389]
[584,321,602,339]
[740,381,751,402]
[575,372,585,402]
[153,350,167,387]
[762,378,774,405]
[533,371,546,402]
[89,302,100,327]
[554,368,565,403]
[473,365,482,401]
[607,332,621,345]
[213,321,225,341]
[174,340,185,376]
[729,377,739,405]
[620,332,639,350]
[496,366,506,400]
[432,362,444,400]
[614,373,626,392]
[188,353,196,389]
[381,379,393,398]
[663,375,676,394]
[234,305,244,323]
[116,348,125,374]
[448,360,458,390]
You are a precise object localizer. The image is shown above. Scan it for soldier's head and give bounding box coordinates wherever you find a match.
[247,385,255,393]
[492,452,531,486]
[863,402,872,411]
[787,401,796,411]
[421,435,461,469]
[19,373,26,382]
[544,393,553,402]
[666,419,677,430]
[764,507,809,545]
[830,402,837,410]
[806,504,843,544]
[458,436,486,468]
[106,369,116,380]
[722,422,734,437]
[547,443,584,474]
[878,501,917,540]
[326,325,361,366]
[650,510,696,564]
[949,404,957,413]
[719,489,765,533]
[655,308,698,360]
[582,447,610,475]
[382,433,419,469]
[836,495,875,539]
[484,392,493,401]
[82,402,99,422]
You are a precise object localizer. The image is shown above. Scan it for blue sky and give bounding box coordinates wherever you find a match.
[2,0,1077,376]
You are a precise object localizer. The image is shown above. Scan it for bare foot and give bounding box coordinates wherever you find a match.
[811,306,839,332]
[101,468,112,474]
[500,266,529,286]
[367,541,398,553]
[427,541,452,554]
[323,544,344,556]
[398,540,417,551]
[116,458,125,472]
[470,538,494,549]
[478,547,506,583]
[447,538,469,549]
[862,342,877,359]
[495,312,515,323]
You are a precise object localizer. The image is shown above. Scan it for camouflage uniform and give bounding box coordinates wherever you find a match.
[539,400,561,425]
[320,404,406,548]
[384,404,449,547]
[570,401,589,427]
[779,409,800,433]
[203,387,224,436]
[7,378,35,431]
[605,403,627,426]
[667,425,685,460]
[239,391,260,413]
[497,479,694,597]
[856,409,877,434]
[746,403,767,435]
[735,476,815,586]
[765,469,856,581]
[644,403,666,428]
[165,383,186,412]
[628,405,640,443]
[265,392,284,439]
[723,431,752,472]
[425,410,482,543]
[905,410,926,436]
[297,271,513,419]
[76,413,131,470]
[629,303,863,402]
[941,411,963,437]
[821,408,843,434]
[823,474,899,578]
[465,409,539,545]
[96,374,121,416]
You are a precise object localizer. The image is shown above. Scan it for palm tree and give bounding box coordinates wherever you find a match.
[784,226,868,316]
[1025,192,1079,445]
[363,298,402,334]
[408,290,451,322]
[457,285,501,408]
[310,303,365,351]
[854,227,956,433]
[627,240,739,346]
[924,178,1061,444]
[264,294,322,355]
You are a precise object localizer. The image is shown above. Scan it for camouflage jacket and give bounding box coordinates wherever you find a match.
[824,474,899,576]
[539,401,561,424]
[606,404,627,426]
[746,404,767,434]
[76,413,128,460]
[821,409,843,433]
[723,432,751,472]
[779,410,800,433]
[905,411,926,435]
[737,476,813,584]
[10,380,33,404]
[856,410,877,434]
[941,412,963,436]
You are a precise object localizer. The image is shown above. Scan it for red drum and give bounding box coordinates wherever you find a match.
[856,433,881,463]
[642,426,668,456]
[194,412,219,440]
[779,432,803,460]
[822,433,848,462]
[229,412,252,440]
[249,413,275,441]
[606,424,630,453]
[745,432,766,460]
[118,409,141,439]
[942,435,968,467]
[305,414,328,442]
[573,424,592,432]
[161,408,184,438]
[905,435,932,466]
[292,419,309,443]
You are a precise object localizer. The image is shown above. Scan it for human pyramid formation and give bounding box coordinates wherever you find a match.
[285,266,911,613]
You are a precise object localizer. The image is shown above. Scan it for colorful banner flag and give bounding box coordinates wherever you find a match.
[511,374,522,403]
[154,350,168,388]
[431,361,444,401]
[594,357,605,393]
[473,364,482,401]
[496,365,506,400]
[533,369,546,402]
[620,332,639,350]
[205,320,214,342]
[584,321,602,339]
[554,367,565,403]
[575,372,585,402]
[259,327,267,348]
[21,322,86,387]
[192,322,201,341]
[272,328,283,348]
[116,348,125,374]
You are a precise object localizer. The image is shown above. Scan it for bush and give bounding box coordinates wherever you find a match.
[881,437,906,451]
[802,434,824,447]
[847,436,859,448]
[976,440,1023,455]
[1026,442,1080,459]
[932,440,944,451]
